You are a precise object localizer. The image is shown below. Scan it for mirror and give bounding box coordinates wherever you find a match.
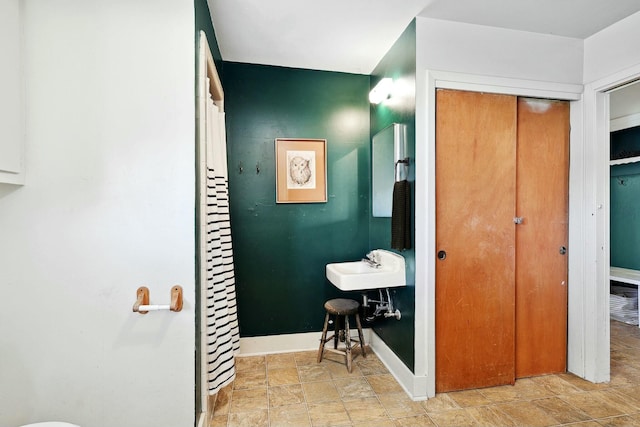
[372,123,407,217]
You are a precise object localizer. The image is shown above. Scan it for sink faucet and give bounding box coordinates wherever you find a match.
[362,251,381,268]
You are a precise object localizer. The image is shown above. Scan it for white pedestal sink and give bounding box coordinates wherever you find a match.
[326,249,406,291]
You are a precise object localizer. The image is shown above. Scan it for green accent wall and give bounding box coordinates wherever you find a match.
[611,126,640,270]
[223,62,371,336]
[369,20,417,371]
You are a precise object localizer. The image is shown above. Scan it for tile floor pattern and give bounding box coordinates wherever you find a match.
[210,320,640,427]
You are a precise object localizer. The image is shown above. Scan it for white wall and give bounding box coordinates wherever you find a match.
[0,1,196,426]
[610,82,640,120]
[584,11,640,84]
[416,18,583,84]
[413,17,585,397]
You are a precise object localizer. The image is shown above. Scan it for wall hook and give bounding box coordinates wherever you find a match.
[238,162,244,174]
[256,162,260,174]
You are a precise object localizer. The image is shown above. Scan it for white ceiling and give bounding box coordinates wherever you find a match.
[208,0,640,75]
[418,0,640,39]
[207,0,428,74]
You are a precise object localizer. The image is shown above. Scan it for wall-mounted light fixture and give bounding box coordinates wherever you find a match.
[369,78,393,104]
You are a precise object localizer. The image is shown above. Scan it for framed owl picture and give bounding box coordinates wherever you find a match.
[275,138,327,203]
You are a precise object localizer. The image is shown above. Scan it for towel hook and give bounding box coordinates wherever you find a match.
[394,157,410,181]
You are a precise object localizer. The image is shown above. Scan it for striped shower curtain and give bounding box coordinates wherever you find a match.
[204,86,240,395]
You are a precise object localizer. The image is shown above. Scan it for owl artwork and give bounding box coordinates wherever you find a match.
[289,156,312,186]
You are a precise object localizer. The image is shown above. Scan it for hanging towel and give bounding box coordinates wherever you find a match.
[391,179,411,250]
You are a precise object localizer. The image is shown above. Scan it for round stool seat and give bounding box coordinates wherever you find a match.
[324,298,360,316]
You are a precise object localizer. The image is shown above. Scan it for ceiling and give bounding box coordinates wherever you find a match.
[208,0,640,75]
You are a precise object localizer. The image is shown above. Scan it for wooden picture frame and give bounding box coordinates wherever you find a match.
[275,138,327,203]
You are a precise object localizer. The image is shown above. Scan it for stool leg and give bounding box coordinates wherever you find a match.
[344,315,352,373]
[355,313,366,358]
[333,315,340,349]
[317,312,330,363]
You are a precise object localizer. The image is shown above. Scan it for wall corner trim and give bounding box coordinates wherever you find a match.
[368,330,429,401]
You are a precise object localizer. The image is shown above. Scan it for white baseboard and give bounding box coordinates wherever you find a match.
[238,329,429,401]
[238,330,326,355]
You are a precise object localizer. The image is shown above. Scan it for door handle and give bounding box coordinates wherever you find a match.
[559,246,567,255]
[437,250,447,261]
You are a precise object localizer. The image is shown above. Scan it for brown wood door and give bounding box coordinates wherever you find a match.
[515,98,569,378]
[435,90,569,392]
[435,89,518,392]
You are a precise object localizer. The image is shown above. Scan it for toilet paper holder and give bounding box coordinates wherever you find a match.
[133,285,183,314]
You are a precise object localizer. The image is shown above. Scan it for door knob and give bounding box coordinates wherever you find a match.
[437,250,447,261]
[559,246,567,255]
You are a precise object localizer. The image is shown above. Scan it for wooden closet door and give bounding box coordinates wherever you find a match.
[435,89,517,392]
[515,98,569,377]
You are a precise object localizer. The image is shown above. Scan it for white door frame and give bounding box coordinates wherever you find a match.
[414,70,583,397]
[581,64,640,383]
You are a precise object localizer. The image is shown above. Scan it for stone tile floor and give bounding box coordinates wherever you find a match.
[210,320,640,426]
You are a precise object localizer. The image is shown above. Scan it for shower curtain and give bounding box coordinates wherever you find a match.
[204,85,240,395]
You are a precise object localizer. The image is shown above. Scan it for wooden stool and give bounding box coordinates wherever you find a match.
[317,298,366,372]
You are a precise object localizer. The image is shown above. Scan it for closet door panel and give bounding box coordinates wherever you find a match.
[515,98,569,377]
[435,89,517,392]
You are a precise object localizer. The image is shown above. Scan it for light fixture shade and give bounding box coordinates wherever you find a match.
[369,78,393,104]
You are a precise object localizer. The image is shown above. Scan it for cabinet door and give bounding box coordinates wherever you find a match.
[515,98,569,377]
[435,89,517,392]
[0,0,24,184]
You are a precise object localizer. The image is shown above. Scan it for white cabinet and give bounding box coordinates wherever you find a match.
[0,0,24,185]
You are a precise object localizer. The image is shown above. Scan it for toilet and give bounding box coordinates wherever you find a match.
[20,423,80,427]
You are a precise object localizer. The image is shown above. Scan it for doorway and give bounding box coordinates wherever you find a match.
[608,81,640,383]
[435,89,569,392]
